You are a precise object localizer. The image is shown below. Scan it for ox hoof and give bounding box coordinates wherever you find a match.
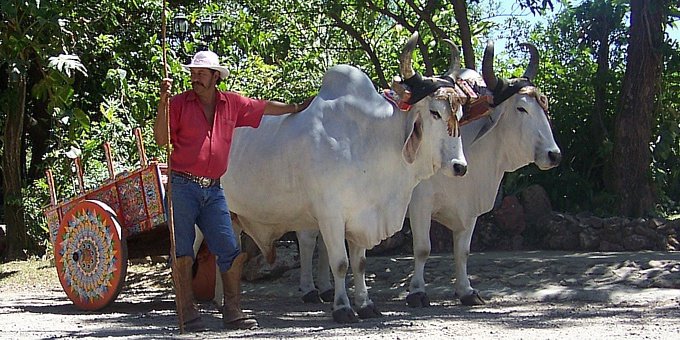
[301,289,322,304]
[460,290,486,306]
[356,303,383,319]
[332,307,359,323]
[319,289,335,303]
[405,292,430,308]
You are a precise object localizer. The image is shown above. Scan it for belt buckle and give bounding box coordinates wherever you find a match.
[199,177,212,188]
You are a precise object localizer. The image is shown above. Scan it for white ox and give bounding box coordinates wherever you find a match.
[297,41,562,307]
[222,32,468,323]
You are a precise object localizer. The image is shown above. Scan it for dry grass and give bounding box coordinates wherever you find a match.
[0,257,58,293]
[0,257,173,294]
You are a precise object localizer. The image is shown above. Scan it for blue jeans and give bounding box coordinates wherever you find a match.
[165,173,240,273]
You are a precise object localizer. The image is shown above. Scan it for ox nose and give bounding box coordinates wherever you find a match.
[453,163,467,176]
[549,151,562,165]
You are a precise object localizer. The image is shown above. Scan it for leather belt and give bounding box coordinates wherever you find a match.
[173,171,220,188]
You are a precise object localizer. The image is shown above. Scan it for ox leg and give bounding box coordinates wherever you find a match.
[297,230,323,303]
[348,243,382,319]
[315,232,334,302]
[406,198,433,307]
[452,219,485,306]
[318,218,357,323]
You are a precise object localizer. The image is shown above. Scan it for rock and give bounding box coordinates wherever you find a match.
[600,223,624,245]
[519,184,552,225]
[510,235,524,250]
[602,216,630,228]
[623,234,651,251]
[578,214,604,229]
[471,214,502,251]
[493,195,526,235]
[542,213,580,250]
[634,222,660,239]
[600,240,624,252]
[579,228,600,251]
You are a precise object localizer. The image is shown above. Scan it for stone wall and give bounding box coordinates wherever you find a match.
[368,184,679,255]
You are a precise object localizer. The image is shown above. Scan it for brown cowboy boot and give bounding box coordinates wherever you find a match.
[221,253,259,330]
[175,256,206,332]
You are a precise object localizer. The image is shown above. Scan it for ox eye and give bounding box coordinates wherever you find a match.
[430,110,442,120]
[517,107,528,113]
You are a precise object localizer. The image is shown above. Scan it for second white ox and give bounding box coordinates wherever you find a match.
[297,41,562,307]
[222,32,468,323]
[405,41,561,307]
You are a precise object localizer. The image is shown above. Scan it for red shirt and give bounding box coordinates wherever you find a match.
[169,90,266,179]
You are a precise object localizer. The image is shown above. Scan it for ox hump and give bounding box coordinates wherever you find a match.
[318,64,393,118]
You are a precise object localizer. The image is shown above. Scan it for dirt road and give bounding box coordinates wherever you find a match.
[1,250,679,339]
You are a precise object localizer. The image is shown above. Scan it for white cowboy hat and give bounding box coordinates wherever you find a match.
[182,50,230,79]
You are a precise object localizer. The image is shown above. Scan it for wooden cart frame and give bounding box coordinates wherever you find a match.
[43,128,171,310]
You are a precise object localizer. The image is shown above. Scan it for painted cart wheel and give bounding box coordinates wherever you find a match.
[55,200,128,311]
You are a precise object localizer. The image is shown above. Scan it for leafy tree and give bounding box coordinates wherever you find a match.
[0,0,88,258]
[3,0,680,259]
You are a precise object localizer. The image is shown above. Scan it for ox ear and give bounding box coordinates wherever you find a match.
[402,111,423,164]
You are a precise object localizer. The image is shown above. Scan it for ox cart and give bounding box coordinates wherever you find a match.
[43,128,172,310]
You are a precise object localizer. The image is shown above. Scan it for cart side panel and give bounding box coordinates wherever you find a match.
[117,172,148,236]
[86,184,122,218]
[141,164,166,228]
[117,163,166,237]
[44,207,61,245]
[59,199,79,220]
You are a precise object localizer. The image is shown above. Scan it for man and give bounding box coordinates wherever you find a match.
[154,50,311,331]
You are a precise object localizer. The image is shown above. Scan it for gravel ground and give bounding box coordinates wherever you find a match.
[1,250,679,339]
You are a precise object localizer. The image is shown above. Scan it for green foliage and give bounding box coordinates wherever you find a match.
[21,180,49,256]
[4,0,680,257]
[499,0,680,217]
[651,38,680,215]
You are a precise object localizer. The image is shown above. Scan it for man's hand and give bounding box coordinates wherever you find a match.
[296,95,316,113]
[155,78,173,146]
[160,78,173,98]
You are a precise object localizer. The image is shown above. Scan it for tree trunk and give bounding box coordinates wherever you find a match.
[451,0,475,69]
[588,2,615,185]
[3,74,28,260]
[609,0,667,217]
[26,59,50,182]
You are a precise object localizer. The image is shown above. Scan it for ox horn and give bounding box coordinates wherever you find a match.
[442,39,461,78]
[399,31,419,80]
[482,40,498,90]
[519,42,539,80]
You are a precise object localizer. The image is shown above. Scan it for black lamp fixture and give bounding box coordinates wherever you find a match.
[172,12,189,41]
[169,4,226,59]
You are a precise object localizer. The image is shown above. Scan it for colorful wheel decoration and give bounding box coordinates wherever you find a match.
[55,200,128,311]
